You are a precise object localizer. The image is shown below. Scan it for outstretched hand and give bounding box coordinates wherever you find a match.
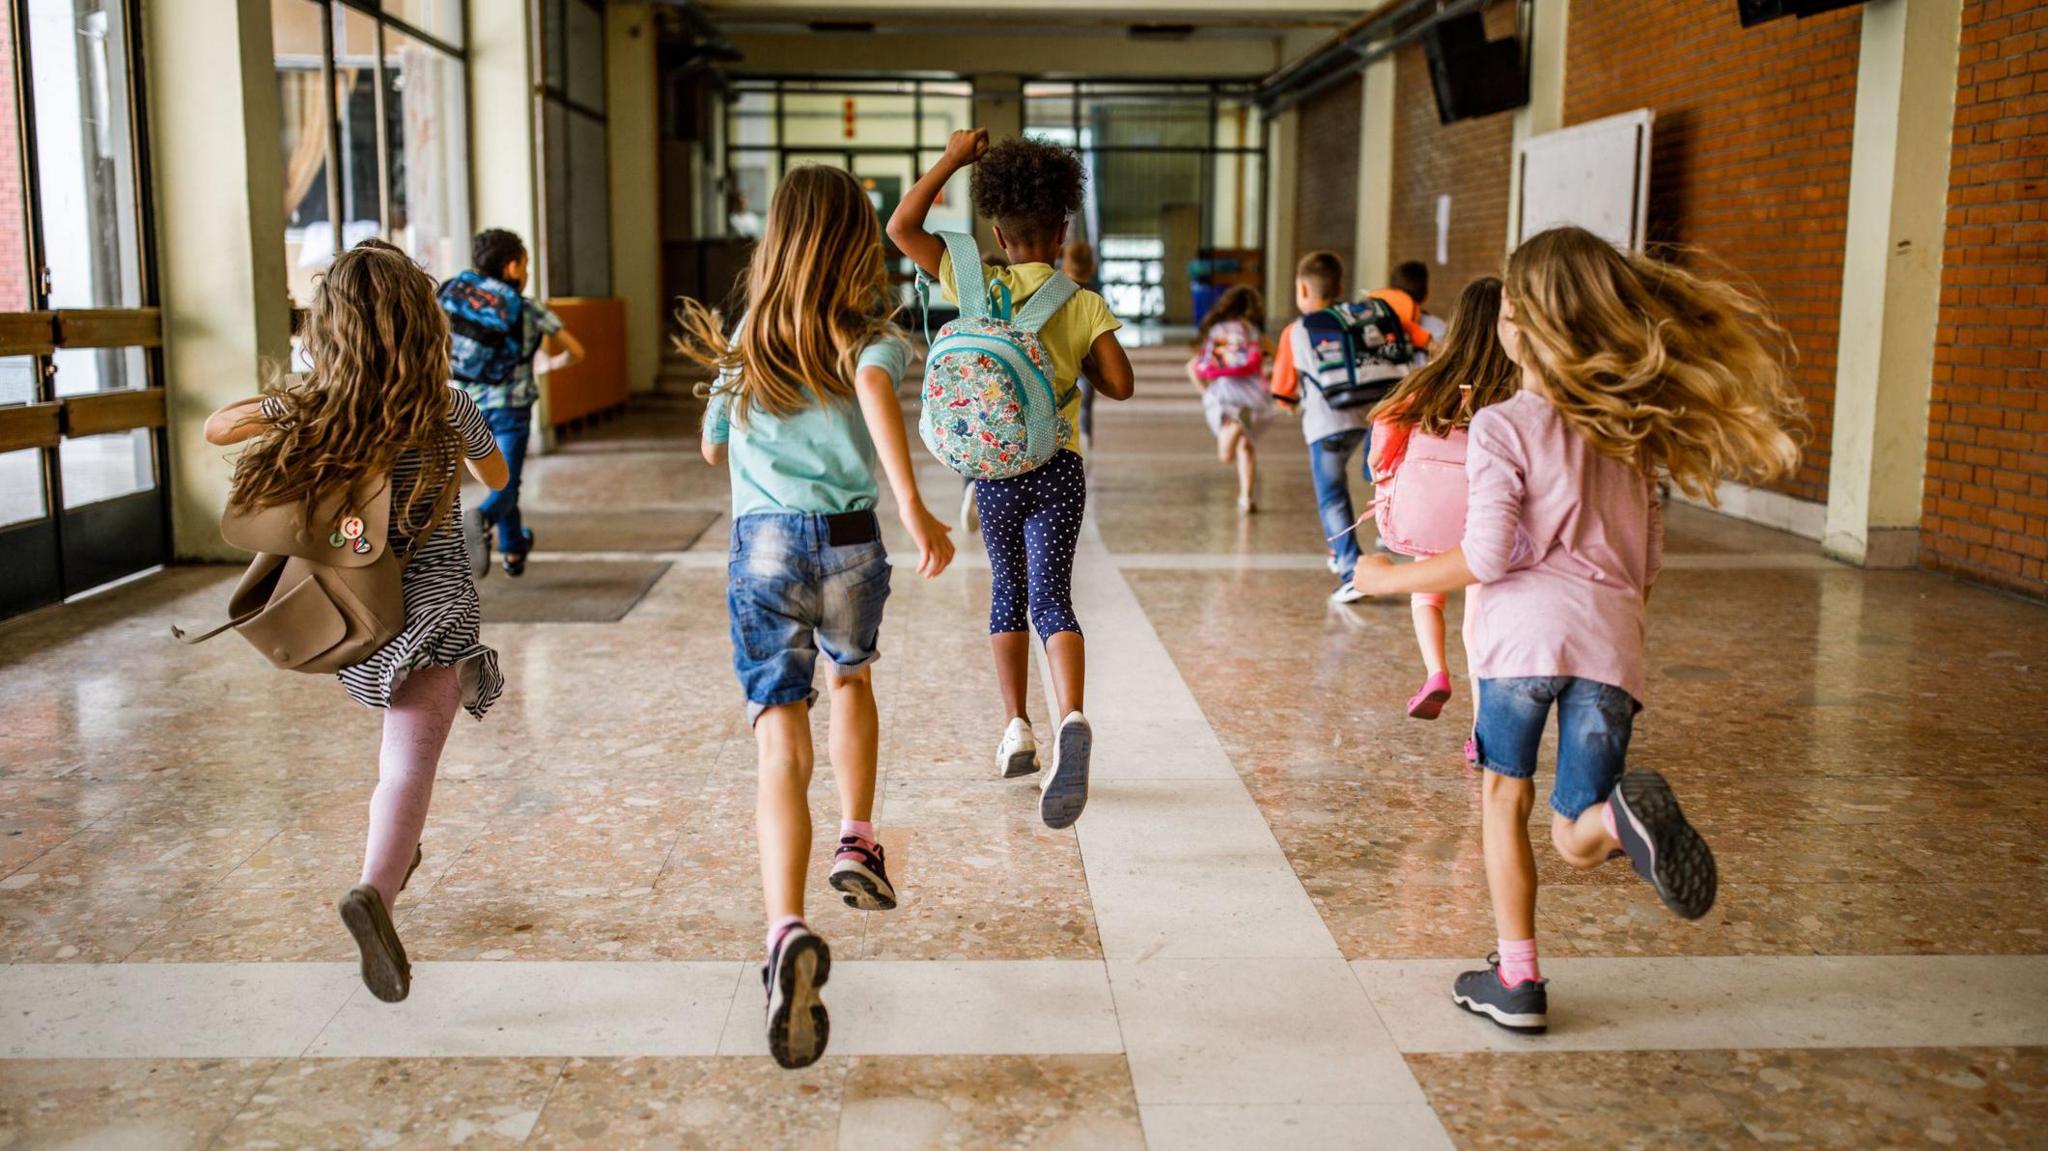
[903,501,956,579]
[943,128,990,168]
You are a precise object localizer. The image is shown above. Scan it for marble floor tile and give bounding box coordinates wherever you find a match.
[0,1057,279,1149]
[1137,1103,1453,1151]
[0,962,358,1058]
[217,1057,566,1149]
[838,1055,1146,1151]
[527,1056,846,1149]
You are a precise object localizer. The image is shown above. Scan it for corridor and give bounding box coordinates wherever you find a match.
[2,344,2044,1149]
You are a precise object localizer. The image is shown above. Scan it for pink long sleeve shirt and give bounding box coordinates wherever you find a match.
[1461,390,1664,703]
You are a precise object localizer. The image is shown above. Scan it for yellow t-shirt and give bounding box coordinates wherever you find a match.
[937,252,1122,453]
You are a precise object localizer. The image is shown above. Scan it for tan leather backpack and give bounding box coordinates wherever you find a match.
[174,473,450,674]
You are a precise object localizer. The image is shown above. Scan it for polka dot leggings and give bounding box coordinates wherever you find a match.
[976,449,1086,639]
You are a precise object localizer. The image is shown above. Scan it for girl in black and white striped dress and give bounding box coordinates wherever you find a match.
[204,240,507,1004]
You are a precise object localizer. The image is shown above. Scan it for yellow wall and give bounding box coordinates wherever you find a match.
[607,2,663,395]
[466,3,538,275]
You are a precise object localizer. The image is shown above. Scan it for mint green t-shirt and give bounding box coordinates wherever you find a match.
[705,333,910,518]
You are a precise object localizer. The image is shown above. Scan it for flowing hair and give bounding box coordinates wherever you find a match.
[672,165,898,424]
[1371,276,1519,437]
[229,239,457,547]
[1503,227,1805,502]
[1195,285,1265,342]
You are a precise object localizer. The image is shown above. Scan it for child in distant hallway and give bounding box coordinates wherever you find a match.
[204,240,511,1005]
[1391,260,1448,349]
[1367,276,1519,725]
[675,165,956,1070]
[889,128,1136,830]
[1351,226,1804,1034]
[440,229,585,577]
[1186,286,1273,513]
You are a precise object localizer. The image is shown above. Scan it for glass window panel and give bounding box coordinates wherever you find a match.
[51,344,142,397]
[275,0,331,305]
[542,99,570,296]
[0,447,45,527]
[727,150,777,237]
[914,150,971,236]
[729,89,776,148]
[1081,95,1210,149]
[781,92,916,148]
[384,0,462,47]
[565,0,604,111]
[541,0,564,91]
[382,26,469,281]
[0,9,33,311]
[0,355,34,405]
[333,6,381,247]
[1024,92,1075,134]
[566,109,609,297]
[27,0,144,308]
[59,427,153,508]
[920,93,971,147]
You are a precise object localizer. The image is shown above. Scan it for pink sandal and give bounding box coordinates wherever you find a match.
[1407,671,1452,720]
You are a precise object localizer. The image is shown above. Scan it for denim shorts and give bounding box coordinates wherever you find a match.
[727,512,891,724]
[1473,676,1640,819]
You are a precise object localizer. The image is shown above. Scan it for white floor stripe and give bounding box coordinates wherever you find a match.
[1354,955,2048,1054]
[1139,1104,1455,1151]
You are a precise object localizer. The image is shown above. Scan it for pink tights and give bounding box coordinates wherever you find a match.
[360,665,460,907]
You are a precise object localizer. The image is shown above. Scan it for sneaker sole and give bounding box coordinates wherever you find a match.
[829,864,897,911]
[1000,747,1039,779]
[1451,991,1547,1034]
[768,933,832,1070]
[1041,722,1092,830]
[337,887,410,1004]
[1614,770,1718,920]
[1407,688,1451,720]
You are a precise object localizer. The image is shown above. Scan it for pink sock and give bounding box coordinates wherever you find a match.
[840,819,875,843]
[359,667,460,907]
[1601,801,1620,842]
[1498,938,1541,987]
[767,914,805,955]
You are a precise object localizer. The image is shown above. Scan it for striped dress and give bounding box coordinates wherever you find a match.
[260,386,504,718]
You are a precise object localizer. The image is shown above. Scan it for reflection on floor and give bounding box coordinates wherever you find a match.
[2,351,2045,1149]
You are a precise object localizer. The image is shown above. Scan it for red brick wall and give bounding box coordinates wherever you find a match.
[1566,0,1861,504]
[1387,0,1518,314]
[1921,0,2048,597]
[1294,74,1362,277]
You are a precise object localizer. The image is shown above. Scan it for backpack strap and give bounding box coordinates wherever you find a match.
[1011,271,1078,334]
[938,232,990,320]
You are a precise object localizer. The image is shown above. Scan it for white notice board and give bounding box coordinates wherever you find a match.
[1514,109,1654,252]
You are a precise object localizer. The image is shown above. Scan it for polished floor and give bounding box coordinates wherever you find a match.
[2,347,2046,1149]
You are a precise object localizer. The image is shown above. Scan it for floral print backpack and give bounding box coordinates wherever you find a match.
[916,232,1078,481]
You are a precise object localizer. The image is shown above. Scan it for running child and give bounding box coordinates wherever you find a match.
[1187,286,1274,514]
[675,165,955,1070]
[1366,277,1519,723]
[202,239,510,1004]
[1350,226,1803,1033]
[439,229,585,576]
[889,128,1135,828]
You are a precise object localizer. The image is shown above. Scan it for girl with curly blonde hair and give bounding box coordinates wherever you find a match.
[1352,226,1803,1035]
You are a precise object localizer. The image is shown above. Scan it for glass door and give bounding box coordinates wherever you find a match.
[0,0,165,618]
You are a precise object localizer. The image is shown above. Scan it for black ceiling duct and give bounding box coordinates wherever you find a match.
[1422,13,1528,125]
[1738,0,1865,28]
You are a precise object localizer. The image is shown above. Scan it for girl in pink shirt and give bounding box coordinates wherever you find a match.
[1366,277,1520,724]
[1352,227,1804,1035]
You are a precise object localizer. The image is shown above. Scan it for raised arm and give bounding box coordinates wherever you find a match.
[852,362,953,578]
[203,396,270,446]
[886,128,987,278]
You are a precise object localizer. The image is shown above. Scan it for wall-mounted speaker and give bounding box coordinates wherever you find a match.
[1738,0,1865,29]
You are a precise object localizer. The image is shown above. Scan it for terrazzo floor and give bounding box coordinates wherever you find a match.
[2,347,2044,1149]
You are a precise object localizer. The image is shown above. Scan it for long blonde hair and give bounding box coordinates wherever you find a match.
[673,165,898,423]
[229,239,457,546]
[1503,227,1804,502]
[1372,276,1519,437]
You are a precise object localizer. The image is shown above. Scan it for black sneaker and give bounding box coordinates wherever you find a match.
[829,836,897,911]
[1451,955,1548,1034]
[502,527,535,577]
[764,923,831,1069]
[1610,769,1718,920]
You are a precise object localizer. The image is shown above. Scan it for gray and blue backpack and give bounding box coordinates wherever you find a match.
[915,232,1078,481]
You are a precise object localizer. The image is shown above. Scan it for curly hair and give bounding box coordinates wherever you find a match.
[971,137,1085,248]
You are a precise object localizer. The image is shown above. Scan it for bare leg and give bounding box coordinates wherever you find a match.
[1216,422,1241,464]
[1044,630,1086,716]
[1412,599,1447,677]
[1482,771,1538,941]
[755,703,816,922]
[1552,805,1622,870]
[1236,437,1257,506]
[826,669,877,825]
[992,630,1032,721]
[361,666,460,907]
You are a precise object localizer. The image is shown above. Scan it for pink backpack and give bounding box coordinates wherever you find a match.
[1373,426,1468,558]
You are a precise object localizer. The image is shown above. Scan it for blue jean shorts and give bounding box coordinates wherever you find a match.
[727,511,891,724]
[1473,676,1640,819]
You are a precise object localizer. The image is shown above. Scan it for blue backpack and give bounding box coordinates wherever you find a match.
[437,270,527,386]
[914,232,1078,481]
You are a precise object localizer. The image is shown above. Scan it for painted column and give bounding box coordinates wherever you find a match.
[146,0,290,560]
[466,2,538,285]
[607,2,662,395]
[1264,108,1300,321]
[1354,55,1396,294]
[1504,0,1569,252]
[1822,0,1964,567]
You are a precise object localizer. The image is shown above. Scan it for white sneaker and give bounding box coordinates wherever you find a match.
[1325,553,1341,575]
[1041,711,1092,829]
[1330,581,1368,605]
[997,717,1037,779]
[960,483,980,535]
